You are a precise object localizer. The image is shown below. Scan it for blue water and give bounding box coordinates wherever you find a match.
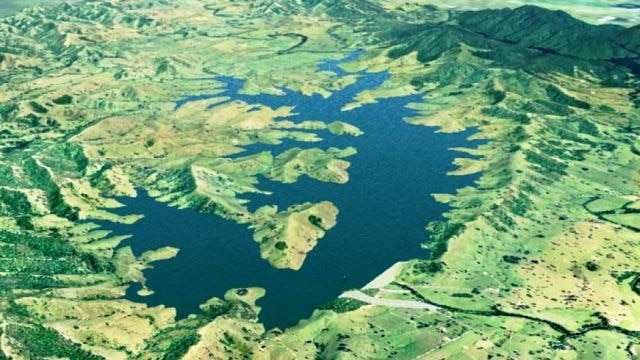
[96,52,484,330]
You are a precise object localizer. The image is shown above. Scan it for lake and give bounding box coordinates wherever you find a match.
[96,52,483,330]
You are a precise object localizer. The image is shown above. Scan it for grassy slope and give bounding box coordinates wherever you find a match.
[0,0,638,359]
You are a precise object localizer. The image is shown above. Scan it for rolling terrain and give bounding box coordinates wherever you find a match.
[0,0,638,359]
